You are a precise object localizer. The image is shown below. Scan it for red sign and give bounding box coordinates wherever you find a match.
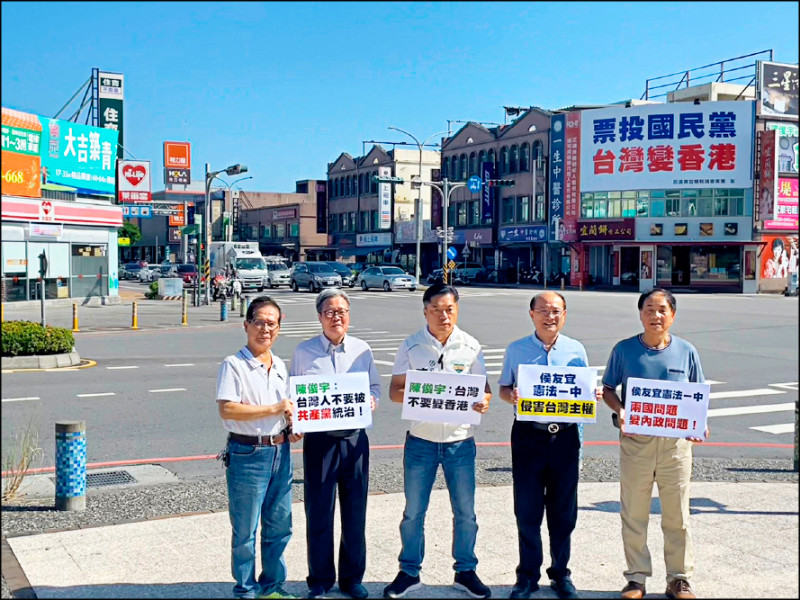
[563,112,581,242]
[117,159,152,203]
[758,129,778,223]
[765,178,799,231]
[169,204,185,227]
[2,197,123,226]
[163,141,191,169]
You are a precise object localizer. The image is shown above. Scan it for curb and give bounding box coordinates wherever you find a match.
[1,351,81,370]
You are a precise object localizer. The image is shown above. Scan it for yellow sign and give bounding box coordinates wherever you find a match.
[118,237,131,246]
[448,260,456,269]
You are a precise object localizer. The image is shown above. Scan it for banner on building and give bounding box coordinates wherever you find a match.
[578,101,754,193]
[1,106,42,198]
[163,141,191,184]
[757,61,799,118]
[764,178,799,231]
[117,160,152,203]
[549,113,566,242]
[401,370,485,426]
[378,165,392,229]
[290,372,372,434]
[760,233,798,280]
[766,121,799,175]
[515,365,597,424]
[758,129,778,223]
[481,161,494,221]
[578,218,635,241]
[97,71,124,159]
[624,377,709,439]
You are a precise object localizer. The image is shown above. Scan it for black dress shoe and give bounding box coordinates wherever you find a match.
[308,584,329,598]
[509,579,539,599]
[341,582,369,599]
[551,575,578,599]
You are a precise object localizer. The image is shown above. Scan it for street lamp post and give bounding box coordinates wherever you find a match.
[204,162,248,305]
[387,126,448,282]
[211,175,253,242]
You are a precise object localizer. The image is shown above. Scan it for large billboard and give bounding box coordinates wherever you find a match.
[758,129,778,223]
[163,141,191,184]
[579,101,754,192]
[97,71,124,159]
[764,178,799,232]
[757,61,799,118]
[2,106,118,197]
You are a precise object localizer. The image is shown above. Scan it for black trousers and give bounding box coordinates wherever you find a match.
[511,420,580,583]
[303,429,369,590]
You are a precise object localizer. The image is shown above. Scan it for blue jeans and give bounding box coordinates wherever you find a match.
[398,433,478,576]
[226,439,293,598]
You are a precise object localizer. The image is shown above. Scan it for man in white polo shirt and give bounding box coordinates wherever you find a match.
[216,295,303,599]
[384,282,492,600]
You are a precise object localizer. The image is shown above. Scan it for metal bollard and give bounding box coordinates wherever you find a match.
[131,301,139,330]
[181,291,188,326]
[560,277,565,291]
[1,302,4,323]
[55,421,86,511]
[240,295,249,318]
[72,303,80,332]
[230,294,236,312]
[220,298,228,321]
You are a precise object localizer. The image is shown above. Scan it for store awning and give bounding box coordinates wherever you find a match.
[340,246,389,257]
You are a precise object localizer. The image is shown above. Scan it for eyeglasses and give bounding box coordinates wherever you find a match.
[248,319,280,330]
[533,309,564,318]
[322,309,349,319]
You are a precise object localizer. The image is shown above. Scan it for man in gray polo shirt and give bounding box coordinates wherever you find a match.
[290,288,381,600]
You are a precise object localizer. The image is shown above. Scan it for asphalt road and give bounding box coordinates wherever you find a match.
[2,286,797,480]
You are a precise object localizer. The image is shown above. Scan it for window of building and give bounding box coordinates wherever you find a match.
[690,246,739,282]
[502,196,515,223]
[289,223,299,237]
[516,195,530,222]
[520,143,530,172]
[457,202,467,226]
[608,199,621,218]
[448,203,456,226]
[594,199,607,218]
[469,152,477,177]
[622,198,636,217]
[488,148,496,170]
[345,176,351,197]
[451,155,459,180]
[532,140,542,165]
[442,157,449,180]
[469,200,480,225]
[261,225,271,238]
[666,190,680,216]
[349,212,357,231]
[656,246,672,282]
[535,194,545,221]
[371,171,378,194]
[581,196,594,219]
[274,223,286,238]
[372,210,379,230]
[459,154,467,180]
[478,150,487,170]
[500,147,509,176]
[510,145,519,174]
[714,192,729,216]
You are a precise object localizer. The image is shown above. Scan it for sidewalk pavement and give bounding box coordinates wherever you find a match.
[4,482,797,599]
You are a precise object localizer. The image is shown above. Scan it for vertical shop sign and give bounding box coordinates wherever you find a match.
[378,165,392,229]
[549,113,566,241]
[98,71,124,159]
[1,106,42,198]
[758,129,778,223]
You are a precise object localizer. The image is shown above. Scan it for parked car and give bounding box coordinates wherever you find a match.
[452,262,488,282]
[265,262,291,288]
[175,264,198,287]
[121,262,143,280]
[349,261,376,279]
[137,265,159,283]
[291,261,342,292]
[326,261,355,287]
[357,265,417,292]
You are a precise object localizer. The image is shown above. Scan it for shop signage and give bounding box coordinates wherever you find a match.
[272,208,296,219]
[578,101,754,192]
[548,112,581,242]
[378,165,392,229]
[452,228,493,244]
[758,129,778,222]
[766,121,799,175]
[394,219,439,243]
[1,107,43,198]
[30,223,63,237]
[117,159,152,203]
[97,71,124,159]
[2,196,123,226]
[356,232,392,247]
[163,141,191,184]
[764,178,799,231]
[169,204,185,227]
[577,218,635,241]
[168,228,181,243]
[152,203,179,216]
[758,61,799,118]
[481,161,494,220]
[120,204,153,219]
[499,225,547,242]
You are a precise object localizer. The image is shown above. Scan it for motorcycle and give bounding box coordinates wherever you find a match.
[212,273,232,301]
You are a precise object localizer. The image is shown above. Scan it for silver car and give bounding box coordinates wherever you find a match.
[265,262,291,288]
[358,266,417,292]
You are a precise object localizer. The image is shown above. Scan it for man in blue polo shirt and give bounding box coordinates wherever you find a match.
[498,291,590,600]
[602,288,707,600]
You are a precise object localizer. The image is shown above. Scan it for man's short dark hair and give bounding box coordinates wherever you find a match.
[637,287,676,313]
[246,295,282,324]
[530,291,566,311]
[423,281,459,306]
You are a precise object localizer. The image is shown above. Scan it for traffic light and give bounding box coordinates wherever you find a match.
[486,179,515,187]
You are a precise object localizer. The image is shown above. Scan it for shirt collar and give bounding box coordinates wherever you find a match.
[424,325,460,350]
[532,332,559,351]
[240,345,272,370]
[319,332,347,354]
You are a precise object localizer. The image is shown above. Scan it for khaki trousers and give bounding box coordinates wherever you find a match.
[619,434,694,585]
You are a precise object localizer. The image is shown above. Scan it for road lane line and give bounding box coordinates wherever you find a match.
[149,388,187,393]
[107,366,139,370]
[2,397,40,402]
[709,388,784,400]
[769,382,798,391]
[77,392,116,398]
[707,402,793,418]
[373,360,394,366]
[750,423,794,434]
[164,363,194,367]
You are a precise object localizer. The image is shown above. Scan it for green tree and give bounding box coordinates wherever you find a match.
[118,221,142,244]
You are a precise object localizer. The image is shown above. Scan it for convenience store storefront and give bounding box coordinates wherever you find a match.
[1,196,123,303]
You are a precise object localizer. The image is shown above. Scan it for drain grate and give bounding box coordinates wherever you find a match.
[51,470,137,488]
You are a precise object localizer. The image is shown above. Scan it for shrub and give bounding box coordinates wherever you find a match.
[1,320,75,357]
[145,280,159,299]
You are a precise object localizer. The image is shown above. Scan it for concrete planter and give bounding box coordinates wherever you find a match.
[1,350,81,370]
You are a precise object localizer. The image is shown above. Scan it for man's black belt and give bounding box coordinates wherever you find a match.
[527,421,576,434]
[228,432,286,446]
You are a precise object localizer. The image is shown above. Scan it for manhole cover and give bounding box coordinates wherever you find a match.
[51,470,137,488]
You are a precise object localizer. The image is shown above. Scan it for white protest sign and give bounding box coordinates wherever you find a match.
[289,372,372,434]
[401,370,485,426]
[624,377,710,439]
[516,364,598,423]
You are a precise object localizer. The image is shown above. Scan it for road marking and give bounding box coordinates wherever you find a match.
[77,392,116,398]
[707,402,794,418]
[481,348,506,354]
[164,363,194,367]
[709,388,784,400]
[487,370,501,375]
[769,382,799,391]
[750,423,794,435]
[2,397,40,402]
[373,360,394,366]
[370,347,399,352]
[381,373,392,378]
[107,366,139,370]
[149,388,187,393]
[354,337,408,342]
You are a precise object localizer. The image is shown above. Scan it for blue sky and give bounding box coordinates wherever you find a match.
[2,1,797,193]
